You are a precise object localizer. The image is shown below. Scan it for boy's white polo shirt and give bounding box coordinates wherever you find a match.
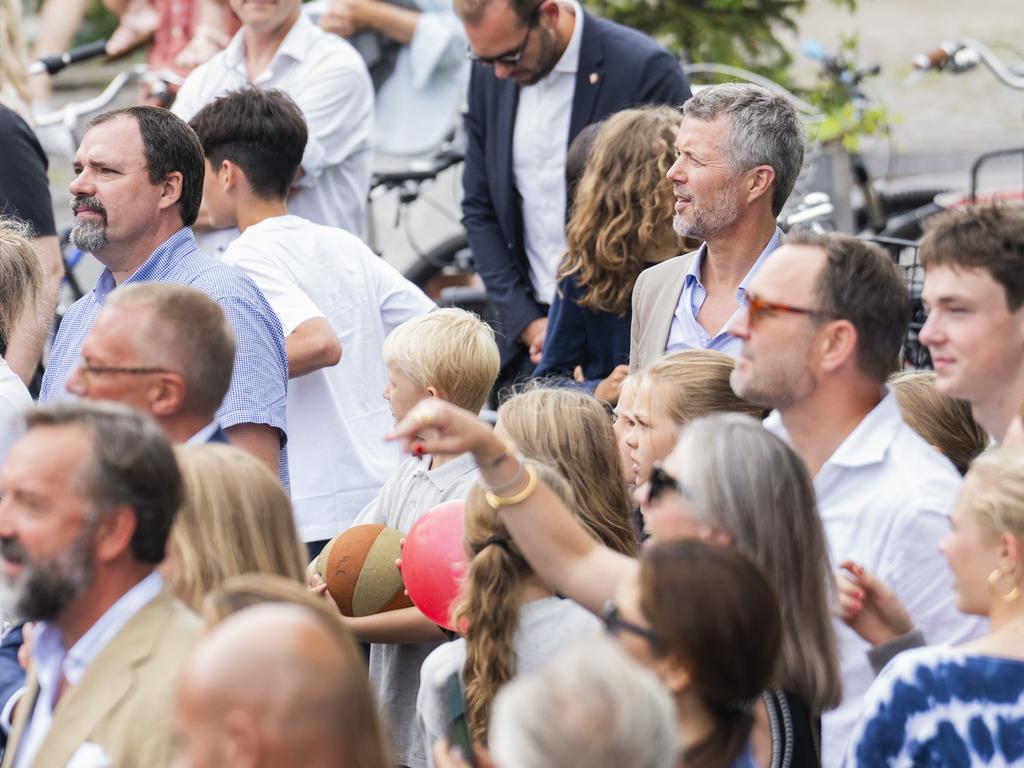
[222,214,435,541]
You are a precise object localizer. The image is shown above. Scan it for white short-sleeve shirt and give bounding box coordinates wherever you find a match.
[765,391,985,767]
[172,13,374,250]
[222,215,435,541]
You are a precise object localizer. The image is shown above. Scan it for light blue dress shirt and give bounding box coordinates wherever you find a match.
[665,228,782,358]
[39,227,290,485]
[13,572,165,768]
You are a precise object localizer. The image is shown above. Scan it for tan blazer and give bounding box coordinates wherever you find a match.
[3,587,201,768]
[629,251,698,373]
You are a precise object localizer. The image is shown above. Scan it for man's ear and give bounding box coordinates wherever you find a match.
[93,505,138,564]
[148,373,188,418]
[158,171,185,212]
[745,165,776,208]
[818,319,858,374]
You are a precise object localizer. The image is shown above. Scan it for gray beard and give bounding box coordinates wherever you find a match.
[70,217,108,254]
[0,528,96,622]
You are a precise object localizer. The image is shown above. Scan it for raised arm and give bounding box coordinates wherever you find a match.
[388,399,633,613]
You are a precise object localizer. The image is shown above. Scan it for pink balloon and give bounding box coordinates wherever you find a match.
[402,500,469,631]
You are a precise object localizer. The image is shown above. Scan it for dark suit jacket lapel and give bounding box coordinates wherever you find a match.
[496,79,522,256]
[568,11,604,145]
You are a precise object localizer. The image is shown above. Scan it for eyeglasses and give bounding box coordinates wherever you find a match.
[601,600,658,646]
[466,3,542,66]
[742,293,827,327]
[77,355,172,390]
[647,463,691,504]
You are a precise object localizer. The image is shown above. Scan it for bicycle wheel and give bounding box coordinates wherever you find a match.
[402,233,471,288]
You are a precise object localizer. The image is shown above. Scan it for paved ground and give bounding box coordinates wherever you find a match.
[789,0,1024,183]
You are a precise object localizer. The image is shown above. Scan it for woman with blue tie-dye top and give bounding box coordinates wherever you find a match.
[846,446,1024,766]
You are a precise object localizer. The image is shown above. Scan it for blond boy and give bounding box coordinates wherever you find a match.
[348,308,500,768]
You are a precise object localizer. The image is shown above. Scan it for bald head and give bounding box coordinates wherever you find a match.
[173,604,386,768]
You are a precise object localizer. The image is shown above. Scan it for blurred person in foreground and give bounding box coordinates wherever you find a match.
[0,402,199,768]
[173,601,390,768]
[65,283,236,445]
[842,446,1024,765]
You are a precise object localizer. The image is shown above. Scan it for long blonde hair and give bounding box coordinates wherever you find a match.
[966,446,1024,544]
[451,464,576,744]
[498,388,637,555]
[557,105,684,316]
[170,444,307,611]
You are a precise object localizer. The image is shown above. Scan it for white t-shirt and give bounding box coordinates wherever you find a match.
[222,215,435,541]
[0,357,30,464]
[766,391,985,768]
[172,13,374,253]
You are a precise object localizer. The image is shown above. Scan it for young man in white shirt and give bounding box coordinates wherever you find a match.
[189,88,435,557]
[726,230,984,768]
[171,0,374,254]
[918,205,1024,444]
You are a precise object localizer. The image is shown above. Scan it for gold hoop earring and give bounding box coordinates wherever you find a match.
[988,568,1021,603]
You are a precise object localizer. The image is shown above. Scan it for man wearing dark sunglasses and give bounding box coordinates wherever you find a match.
[455,0,689,389]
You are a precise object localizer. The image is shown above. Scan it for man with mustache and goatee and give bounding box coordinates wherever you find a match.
[0,401,199,768]
[38,106,290,486]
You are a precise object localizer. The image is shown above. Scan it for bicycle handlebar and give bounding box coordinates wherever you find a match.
[370,149,464,191]
[28,40,109,77]
[912,39,1024,90]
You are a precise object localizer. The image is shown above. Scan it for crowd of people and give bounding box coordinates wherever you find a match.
[1,0,1024,766]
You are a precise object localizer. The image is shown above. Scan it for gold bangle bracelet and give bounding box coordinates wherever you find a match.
[485,464,538,509]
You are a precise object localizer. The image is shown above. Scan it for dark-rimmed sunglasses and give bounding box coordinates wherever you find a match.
[466,3,543,66]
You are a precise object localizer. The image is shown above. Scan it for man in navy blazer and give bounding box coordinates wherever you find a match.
[457,0,690,382]
[63,283,237,447]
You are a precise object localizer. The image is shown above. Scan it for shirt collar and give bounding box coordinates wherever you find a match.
[186,421,221,444]
[223,13,315,75]
[415,452,479,492]
[33,571,164,688]
[93,227,198,304]
[552,0,583,75]
[765,389,901,472]
[684,228,782,301]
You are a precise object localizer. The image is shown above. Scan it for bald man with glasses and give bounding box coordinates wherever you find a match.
[454,0,689,390]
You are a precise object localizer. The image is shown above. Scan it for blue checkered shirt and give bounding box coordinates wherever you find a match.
[40,228,291,485]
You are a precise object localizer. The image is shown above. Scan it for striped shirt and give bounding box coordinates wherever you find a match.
[40,227,290,484]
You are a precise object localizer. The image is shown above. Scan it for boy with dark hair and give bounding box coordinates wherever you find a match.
[189,88,435,555]
[919,205,1024,443]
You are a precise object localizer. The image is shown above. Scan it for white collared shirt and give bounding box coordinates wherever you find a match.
[223,215,435,541]
[172,13,374,252]
[14,572,164,768]
[665,228,781,358]
[512,0,584,305]
[765,392,985,767]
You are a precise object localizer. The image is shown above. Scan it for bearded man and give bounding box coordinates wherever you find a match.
[628,83,805,371]
[0,401,199,768]
[37,106,289,482]
[455,0,690,386]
